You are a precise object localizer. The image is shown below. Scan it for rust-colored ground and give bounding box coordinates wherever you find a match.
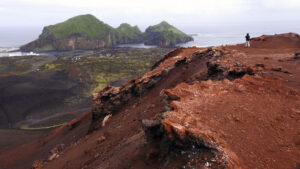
[0,33,299,169]
[162,75,299,168]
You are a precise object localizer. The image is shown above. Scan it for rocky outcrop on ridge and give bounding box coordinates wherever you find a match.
[90,47,200,130]
[144,75,299,168]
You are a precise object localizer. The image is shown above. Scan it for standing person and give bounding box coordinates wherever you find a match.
[245,33,250,47]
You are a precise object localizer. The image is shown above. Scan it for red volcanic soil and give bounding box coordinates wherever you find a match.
[0,33,299,169]
[162,75,299,168]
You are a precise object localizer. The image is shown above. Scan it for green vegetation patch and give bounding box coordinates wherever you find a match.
[0,55,55,75]
[0,57,34,75]
[39,48,169,95]
[144,21,193,46]
[20,122,67,130]
[116,23,143,43]
[38,44,55,51]
[146,21,186,35]
[42,14,115,39]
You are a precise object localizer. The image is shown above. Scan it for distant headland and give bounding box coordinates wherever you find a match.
[20,14,193,51]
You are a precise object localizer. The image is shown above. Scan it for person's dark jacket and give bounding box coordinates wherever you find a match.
[246,34,250,41]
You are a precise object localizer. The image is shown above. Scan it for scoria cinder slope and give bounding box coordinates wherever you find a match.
[0,33,299,169]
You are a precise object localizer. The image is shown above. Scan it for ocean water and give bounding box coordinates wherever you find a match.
[116,43,157,48]
[0,48,40,57]
[178,32,246,48]
[0,26,42,57]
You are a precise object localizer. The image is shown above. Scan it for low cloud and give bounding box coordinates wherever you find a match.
[1,0,300,28]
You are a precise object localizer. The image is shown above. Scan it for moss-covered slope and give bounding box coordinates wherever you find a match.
[116,23,143,44]
[42,14,115,39]
[143,21,193,47]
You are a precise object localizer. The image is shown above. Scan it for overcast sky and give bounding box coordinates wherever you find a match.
[0,0,300,31]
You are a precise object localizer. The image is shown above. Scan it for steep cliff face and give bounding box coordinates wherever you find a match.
[143,21,193,47]
[21,14,118,51]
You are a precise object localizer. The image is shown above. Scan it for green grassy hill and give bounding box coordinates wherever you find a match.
[144,21,193,47]
[116,23,143,44]
[21,15,193,51]
[21,14,118,51]
[41,14,115,39]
